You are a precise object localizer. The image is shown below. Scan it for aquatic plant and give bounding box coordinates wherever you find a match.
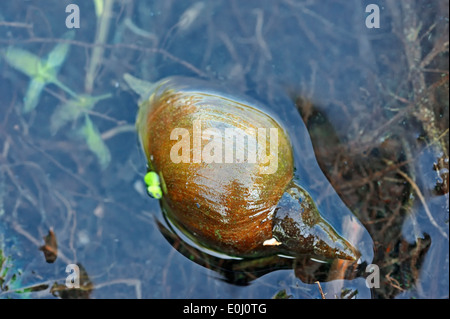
[2,32,113,169]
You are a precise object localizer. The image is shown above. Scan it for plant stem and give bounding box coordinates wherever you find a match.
[85,0,114,93]
[53,79,78,98]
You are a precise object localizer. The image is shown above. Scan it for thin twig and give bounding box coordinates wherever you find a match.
[85,0,115,93]
[101,124,135,140]
[252,9,272,61]
[396,169,448,239]
[315,281,326,299]
[0,21,33,28]
[0,37,207,77]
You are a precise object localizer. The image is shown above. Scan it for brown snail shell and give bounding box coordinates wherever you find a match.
[126,74,363,261]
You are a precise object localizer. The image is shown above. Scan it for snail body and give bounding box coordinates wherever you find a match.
[125,74,364,261]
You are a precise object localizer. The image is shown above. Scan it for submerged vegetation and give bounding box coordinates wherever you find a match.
[1,245,28,297]
[0,0,448,298]
[2,32,113,169]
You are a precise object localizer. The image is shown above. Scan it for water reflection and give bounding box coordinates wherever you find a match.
[156,215,368,286]
[0,0,448,298]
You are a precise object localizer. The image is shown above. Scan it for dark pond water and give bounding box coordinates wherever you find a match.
[0,0,448,299]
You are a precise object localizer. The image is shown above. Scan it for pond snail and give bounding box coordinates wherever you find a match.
[125,73,365,261]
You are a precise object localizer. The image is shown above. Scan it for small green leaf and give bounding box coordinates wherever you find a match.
[4,33,77,112]
[144,171,159,186]
[79,115,111,169]
[147,185,162,199]
[3,47,42,79]
[93,0,104,18]
[144,171,162,199]
[51,93,112,135]
[45,31,75,71]
[23,78,46,113]
[9,273,17,286]
[51,99,83,134]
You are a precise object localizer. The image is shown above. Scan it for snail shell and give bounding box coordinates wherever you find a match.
[127,74,367,260]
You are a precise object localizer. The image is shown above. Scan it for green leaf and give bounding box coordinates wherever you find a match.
[0,249,26,297]
[50,93,112,135]
[45,31,75,71]
[4,33,77,112]
[3,47,42,79]
[144,171,162,199]
[51,100,83,135]
[23,78,47,113]
[79,115,111,169]
[93,0,104,18]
